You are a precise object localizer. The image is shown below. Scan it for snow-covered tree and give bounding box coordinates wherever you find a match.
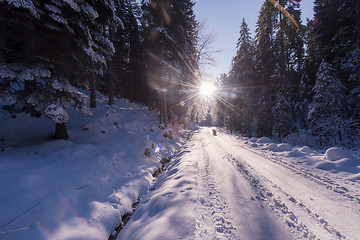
[273,86,294,139]
[225,18,256,135]
[341,48,360,145]
[142,0,198,127]
[308,61,348,146]
[254,1,278,137]
[0,0,122,139]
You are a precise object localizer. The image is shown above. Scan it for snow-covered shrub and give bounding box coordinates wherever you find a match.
[257,137,271,143]
[324,147,353,161]
[283,131,314,147]
[267,143,278,151]
[299,146,313,154]
[187,121,199,131]
[250,137,257,142]
[270,143,293,152]
[272,88,293,139]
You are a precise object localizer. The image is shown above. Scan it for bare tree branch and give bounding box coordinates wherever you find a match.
[195,17,223,68]
[0,202,40,230]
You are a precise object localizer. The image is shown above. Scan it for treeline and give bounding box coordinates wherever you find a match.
[220,0,360,147]
[0,0,199,139]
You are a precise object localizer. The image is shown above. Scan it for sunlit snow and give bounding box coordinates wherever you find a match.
[199,82,217,97]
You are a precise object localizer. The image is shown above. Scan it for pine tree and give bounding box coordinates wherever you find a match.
[295,19,319,130]
[271,0,304,139]
[342,48,360,145]
[142,0,198,127]
[227,18,256,135]
[0,0,121,139]
[272,87,293,138]
[308,62,348,146]
[254,0,278,137]
[312,0,359,146]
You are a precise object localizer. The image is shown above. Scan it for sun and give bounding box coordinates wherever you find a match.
[199,82,217,97]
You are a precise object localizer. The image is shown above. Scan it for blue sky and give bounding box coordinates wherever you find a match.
[193,0,314,78]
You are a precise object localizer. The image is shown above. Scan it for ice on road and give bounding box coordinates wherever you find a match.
[118,128,360,240]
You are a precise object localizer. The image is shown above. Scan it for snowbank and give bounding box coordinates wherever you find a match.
[257,137,271,143]
[324,147,354,161]
[238,135,360,183]
[0,95,184,240]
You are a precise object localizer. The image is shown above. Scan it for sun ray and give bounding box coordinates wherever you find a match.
[199,82,217,97]
[267,0,299,28]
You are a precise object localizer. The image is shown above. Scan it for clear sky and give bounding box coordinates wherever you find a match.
[193,0,315,78]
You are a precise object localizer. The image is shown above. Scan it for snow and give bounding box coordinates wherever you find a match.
[80,3,98,20]
[119,128,360,239]
[0,65,16,79]
[240,131,360,183]
[44,103,69,123]
[299,146,314,154]
[118,129,292,240]
[49,13,68,25]
[84,46,106,64]
[0,95,184,240]
[271,143,293,152]
[18,67,51,81]
[0,64,51,82]
[186,121,199,131]
[51,78,78,93]
[0,0,38,17]
[1,96,359,239]
[61,0,81,12]
[257,136,271,143]
[324,147,354,161]
[44,4,62,14]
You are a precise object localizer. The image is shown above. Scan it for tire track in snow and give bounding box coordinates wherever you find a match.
[194,138,236,240]
[221,153,317,239]
[238,142,360,204]
[225,153,347,240]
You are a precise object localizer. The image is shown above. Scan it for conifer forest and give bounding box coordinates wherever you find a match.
[1,0,359,147]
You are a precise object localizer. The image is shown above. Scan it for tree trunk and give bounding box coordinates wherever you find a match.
[108,72,114,106]
[357,1,360,47]
[55,122,69,140]
[0,11,5,63]
[108,59,114,106]
[24,20,35,64]
[279,8,286,80]
[90,70,97,108]
[162,89,168,128]
[24,21,36,92]
[357,1,360,81]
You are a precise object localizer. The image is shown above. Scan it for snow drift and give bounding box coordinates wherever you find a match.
[0,94,184,240]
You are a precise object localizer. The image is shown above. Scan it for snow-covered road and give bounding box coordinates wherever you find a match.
[118,128,360,240]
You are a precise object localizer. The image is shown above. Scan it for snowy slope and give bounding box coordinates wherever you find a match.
[238,133,360,185]
[0,94,185,240]
[2,96,359,240]
[118,128,360,240]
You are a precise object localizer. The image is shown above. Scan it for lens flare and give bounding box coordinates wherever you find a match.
[267,0,299,28]
[154,144,162,154]
[200,82,217,97]
[57,187,82,218]
[35,220,57,240]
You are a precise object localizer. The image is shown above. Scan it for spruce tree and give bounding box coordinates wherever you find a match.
[308,62,348,146]
[312,0,359,146]
[227,18,256,135]
[142,0,198,127]
[254,0,278,137]
[0,0,121,139]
